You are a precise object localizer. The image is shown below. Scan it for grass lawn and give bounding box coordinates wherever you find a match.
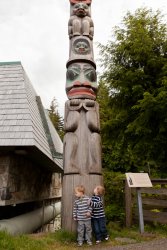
[0,224,167,250]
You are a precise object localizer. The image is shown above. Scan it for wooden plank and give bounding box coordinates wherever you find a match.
[0,85,24,90]
[140,187,167,195]
[0,138,34,146]
[142,197,167,208]
[135,209,167,224]
[0,69,22,74]
[0,73,23,79]
[0,64,22,70]
[151,179,167,185]
[125,179,132,227]
[0,126,32,132]
[0,99,28,104]
[0,77,24,82]
[0,82,23,87]
[0,109,29,115]
[0,103,29,109]
[0,89,26,95]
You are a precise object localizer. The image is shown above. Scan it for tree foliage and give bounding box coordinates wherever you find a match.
[103,171,125,223]
[48,97,64,140]
[98,8,167,177]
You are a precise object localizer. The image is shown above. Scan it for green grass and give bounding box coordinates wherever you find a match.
[0,231,48,250]
[0,224,167,250]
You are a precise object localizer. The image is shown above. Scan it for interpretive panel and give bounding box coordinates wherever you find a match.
[125,173,152,188]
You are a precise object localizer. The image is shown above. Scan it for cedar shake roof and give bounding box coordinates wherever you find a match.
[0,61,63,172]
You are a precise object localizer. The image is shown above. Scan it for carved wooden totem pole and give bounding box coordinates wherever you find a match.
[62,0,103,231]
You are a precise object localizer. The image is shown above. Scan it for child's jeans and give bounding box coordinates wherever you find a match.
[92,217,108,241]
[77,220,92,243]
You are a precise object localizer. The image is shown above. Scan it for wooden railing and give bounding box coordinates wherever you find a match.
[125,179,167,227]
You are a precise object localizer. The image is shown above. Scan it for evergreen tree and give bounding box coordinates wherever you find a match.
[48,97,64,140]
[98,8,167,176]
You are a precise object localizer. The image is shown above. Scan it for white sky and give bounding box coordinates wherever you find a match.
[0,0,167,116]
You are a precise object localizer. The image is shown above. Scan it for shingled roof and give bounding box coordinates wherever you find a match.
[0,61,63,172]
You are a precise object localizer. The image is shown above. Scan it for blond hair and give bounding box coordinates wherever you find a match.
[75,185,85,194]
[96,185,105,196]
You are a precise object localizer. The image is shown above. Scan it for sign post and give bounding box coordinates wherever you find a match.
[125,173,152,234]
[136,187,144,233]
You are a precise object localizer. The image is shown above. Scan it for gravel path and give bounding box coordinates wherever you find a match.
[91,238,167,250]
[112,239,167,250]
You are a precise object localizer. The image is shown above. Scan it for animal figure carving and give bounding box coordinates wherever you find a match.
[68,3,94,40]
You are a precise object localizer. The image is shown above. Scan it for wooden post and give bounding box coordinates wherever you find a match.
[137,188,144,234]
[125,179,132,227]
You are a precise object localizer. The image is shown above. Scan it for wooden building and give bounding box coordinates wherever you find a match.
[0,61,63,222]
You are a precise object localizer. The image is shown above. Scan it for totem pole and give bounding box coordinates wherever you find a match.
[62,0,103,231]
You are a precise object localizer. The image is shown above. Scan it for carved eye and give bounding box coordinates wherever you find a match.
[75,4,80,8]
[85,70,97,82]
[85,5,88,9]
[67,69,79,81]
[82,4,88,9]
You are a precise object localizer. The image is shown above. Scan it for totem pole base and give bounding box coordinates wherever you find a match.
[62,174,103,232]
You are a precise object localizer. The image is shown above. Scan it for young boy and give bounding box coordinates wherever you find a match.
[89,185,109,244]
[73,185,92,247]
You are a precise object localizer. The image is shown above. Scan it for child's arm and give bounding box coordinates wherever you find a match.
[86,202,92,217]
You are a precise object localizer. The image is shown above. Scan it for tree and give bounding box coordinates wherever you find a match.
[98,8,167,176]
[48,97,64,140]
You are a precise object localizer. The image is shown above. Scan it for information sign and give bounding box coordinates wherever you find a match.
[125,173,152,188]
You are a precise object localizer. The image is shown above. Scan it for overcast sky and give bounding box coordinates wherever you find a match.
[0,0,167,116]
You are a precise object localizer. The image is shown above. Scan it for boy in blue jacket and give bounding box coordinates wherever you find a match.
[89,185,109,244]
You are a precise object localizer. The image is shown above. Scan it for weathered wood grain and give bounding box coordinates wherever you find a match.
[62,174,103,231]
[135,209,167,224]
[142,197,167,208]
[64,99,101,175]
[125,180,132,227]
[140,187,167,195]
[126,180,167,227]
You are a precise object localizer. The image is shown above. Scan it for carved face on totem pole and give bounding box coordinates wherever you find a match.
[73,3,89,17]
[66,62,97,100]
[73,39,90,54]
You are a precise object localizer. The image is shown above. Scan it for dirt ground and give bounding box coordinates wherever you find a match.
[90,238,167,250]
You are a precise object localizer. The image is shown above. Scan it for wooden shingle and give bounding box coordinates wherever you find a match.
[0,62,63,172]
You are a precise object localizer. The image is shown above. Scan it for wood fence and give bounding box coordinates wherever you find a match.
[125,179,167,227]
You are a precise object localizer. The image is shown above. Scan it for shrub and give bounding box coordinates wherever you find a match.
[103,171,125,224]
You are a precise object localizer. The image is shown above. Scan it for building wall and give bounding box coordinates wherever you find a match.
[0,154,62,206]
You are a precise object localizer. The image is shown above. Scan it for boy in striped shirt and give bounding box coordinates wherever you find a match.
[89,185,109,244]
[73,185,92,247]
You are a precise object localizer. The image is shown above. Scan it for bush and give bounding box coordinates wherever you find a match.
[103,171,125,224]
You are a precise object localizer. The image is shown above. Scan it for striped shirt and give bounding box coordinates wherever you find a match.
[73,195,92,221]
[90,195,105,218]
